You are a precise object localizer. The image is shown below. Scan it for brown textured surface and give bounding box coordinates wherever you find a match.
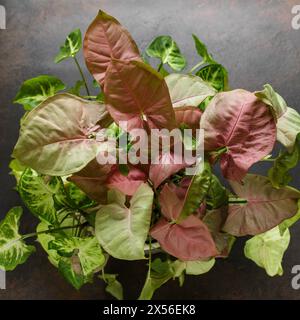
[1,0,300,299]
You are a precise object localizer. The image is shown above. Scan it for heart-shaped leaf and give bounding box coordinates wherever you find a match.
[150,182,217,260]
[19,168,66,224]
[55,29,82,63]
[83,10,140,86]
[223,174,300,236]
[173,258,215,276]
[106,165,147,196]
[95,183,154,260]
[146,36,186,71]
[0,207,35,271]
[200,89,276,181]
[196,64,228,92]
[244,226,290,276]
[13,94,112,176]
[49,236,105,276]
[165,74,216,108]
[104,59,176,131]
[14,75,66,111]
[68,159,112,204]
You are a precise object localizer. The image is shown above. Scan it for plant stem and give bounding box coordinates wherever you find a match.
[73,56,91,97]
[21,223,86,240]
[228,198,247,204]
[157,62,163,72]
[188,60,206,74]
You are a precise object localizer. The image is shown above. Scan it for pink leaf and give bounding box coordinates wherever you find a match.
[104,59,177,132]
[106,166,147,196]
[83,10,140,87]
[175,106,202,129]
[200,89,276,181]
[223,174,300,236]
[150,216,218,261]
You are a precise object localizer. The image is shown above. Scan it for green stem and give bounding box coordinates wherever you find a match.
[20,223,86,240]
[228,198,247,204]
[157,62,163,72]
[188,60,206,74]
[73,56,91,97]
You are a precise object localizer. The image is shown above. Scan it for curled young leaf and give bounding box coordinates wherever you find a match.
[223,174,300,236]
[95,183,154,260]
[200,89,276,181]
[83,10,140,86]
[14,75,66,111]
[268,133,300,188]
[146,36,186,71]
[104,59,176,131]
[13,94,112,176]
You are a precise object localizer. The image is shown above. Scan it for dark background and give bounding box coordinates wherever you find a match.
[0,0,300,299]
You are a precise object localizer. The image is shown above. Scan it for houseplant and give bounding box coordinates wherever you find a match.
[1,9,300,299]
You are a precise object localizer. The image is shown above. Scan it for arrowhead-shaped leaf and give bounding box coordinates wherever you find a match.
[14,75,66,111]
[244,226,290,276]
[223,174,300,236]
[150,182,217,260]
[55,29,82,63]
[196,64,228,92]
[13,94,112,176]
[146,36,186,71]
[0,207,35,271]
[49,236,105,277]
[200,89,276,181]
[104,59,176,131]
[19,168,66,224]
[83,10,140,86]
[106,165,147,196]
[95,183,154,260]
[165,74,216,108]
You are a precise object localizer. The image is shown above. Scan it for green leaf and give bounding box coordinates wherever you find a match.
[100,273,124,300]
[268,133,300,188]
[196,64,228,92]
[69,80,85,96]
[0,207,35,271]
[58,258,91,290]
[255,84,287,119]
[36,221,61,267]
[146,35,186,71]
[244,226,290,276]
[139,258,174,300]
[95,183,154,260]
[49,236,105,277]
[277,107,300,151]
[9,158,26,184]
[13,93,112,176]
[18,168,67,225]
[64,181,95,209]
[165,73,216,108]
[55,29,82,63]
[179,161,211,221]
[172,258,215,276]
[206,174,228,209]
[14,75,66,111]
[192,34,216,64]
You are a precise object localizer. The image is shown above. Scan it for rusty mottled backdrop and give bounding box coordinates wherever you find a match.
[0,0,300,299]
